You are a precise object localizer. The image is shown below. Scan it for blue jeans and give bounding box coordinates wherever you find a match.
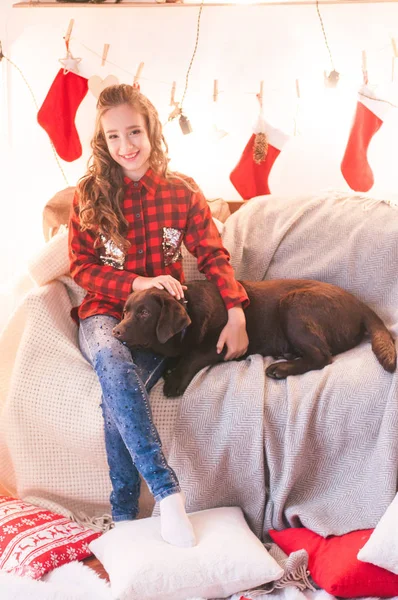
[79,314,180,521]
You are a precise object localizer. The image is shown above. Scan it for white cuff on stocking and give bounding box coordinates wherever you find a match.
[358,84,392,122]
[254,113,290,150]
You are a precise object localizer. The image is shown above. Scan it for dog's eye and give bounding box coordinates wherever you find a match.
[137,308,150,319]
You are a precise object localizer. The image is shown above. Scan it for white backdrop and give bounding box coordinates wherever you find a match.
[1,0,398,298]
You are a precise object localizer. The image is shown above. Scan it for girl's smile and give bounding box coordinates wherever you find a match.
[119,151,140,165]
[121,151,139,160]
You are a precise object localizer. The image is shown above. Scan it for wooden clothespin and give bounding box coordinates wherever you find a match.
[168,81,181,121]
[392,37,398,58]
[64,19,74,50]
[295,78,301,99]
[391,38,398,83]
[362,50,368,85]
[294,78,301,137]
[256,80,264,108]
[213,80,219,102]
[133,62,144,89]
[101,44,110,67]
[170,81,177,106]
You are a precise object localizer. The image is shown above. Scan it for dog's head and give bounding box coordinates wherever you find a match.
[112,288,191,357]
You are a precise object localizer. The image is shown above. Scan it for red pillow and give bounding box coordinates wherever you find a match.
[269,527,398,597]
[0,496,102,579]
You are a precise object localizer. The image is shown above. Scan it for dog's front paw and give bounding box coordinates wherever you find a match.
[266,361,291,380]
[163,372,185,398]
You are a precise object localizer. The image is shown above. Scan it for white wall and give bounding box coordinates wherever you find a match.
[1,0,398,285]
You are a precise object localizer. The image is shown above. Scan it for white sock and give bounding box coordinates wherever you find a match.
[160,492,196,548]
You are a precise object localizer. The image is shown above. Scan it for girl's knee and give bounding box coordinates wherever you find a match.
[94,345,132,367]
[94,347,139,387]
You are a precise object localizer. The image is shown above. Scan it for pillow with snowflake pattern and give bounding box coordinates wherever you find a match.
[0,496,101,579]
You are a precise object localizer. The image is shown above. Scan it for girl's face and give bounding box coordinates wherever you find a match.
[101,103,151,181]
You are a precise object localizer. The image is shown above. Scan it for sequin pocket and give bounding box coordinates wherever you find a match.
[98,235,125,270]
[162,227,184,266]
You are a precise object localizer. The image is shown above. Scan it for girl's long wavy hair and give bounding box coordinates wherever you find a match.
[77,84,195,251]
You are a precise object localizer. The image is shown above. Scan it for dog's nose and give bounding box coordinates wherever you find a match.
[112,327,121,337]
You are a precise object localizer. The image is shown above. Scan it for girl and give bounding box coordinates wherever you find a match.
[68,84,249,548]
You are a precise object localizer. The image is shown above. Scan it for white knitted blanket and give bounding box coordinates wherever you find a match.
[1,192,398,541]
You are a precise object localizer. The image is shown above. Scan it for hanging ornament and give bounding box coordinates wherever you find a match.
[341,85,393,193]
[37,69,88,162]
[88,74,119,99]
[179,114,193,135]
[58,50,82,75]
[324,69,340,88]
[230,88,289,201]
[211,124,228,141]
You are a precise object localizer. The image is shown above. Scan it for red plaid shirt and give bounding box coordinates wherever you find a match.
[69,168,249,321]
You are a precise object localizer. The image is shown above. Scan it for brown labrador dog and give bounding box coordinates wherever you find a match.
[112,279,396,397]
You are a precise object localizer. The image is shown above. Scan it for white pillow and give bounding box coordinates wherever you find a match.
[89,506,283,600]
[358,493,398,574]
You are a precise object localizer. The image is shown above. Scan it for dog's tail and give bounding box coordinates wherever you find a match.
[363,308,397,373]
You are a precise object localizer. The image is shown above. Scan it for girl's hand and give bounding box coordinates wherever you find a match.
[133,275,187,300]
[216,305,249,360]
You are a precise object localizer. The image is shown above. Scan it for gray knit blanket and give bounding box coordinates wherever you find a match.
[158,191,398,540]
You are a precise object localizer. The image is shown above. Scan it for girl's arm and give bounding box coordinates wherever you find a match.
[184,189,249,359]
[216,304,249,360]
[184,189,249,311]
[68,192,137,301]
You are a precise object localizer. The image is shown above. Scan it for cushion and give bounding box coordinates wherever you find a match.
[0,496,101,579]
[206,197,232,223]
[89,506,284,600]
[43,186,75,241]
[358,492,398,574]
[269,527,398,598]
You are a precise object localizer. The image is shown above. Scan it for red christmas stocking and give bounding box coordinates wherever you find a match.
[230,115,289,200]
[341,86,391,192]
[38,69,88,162]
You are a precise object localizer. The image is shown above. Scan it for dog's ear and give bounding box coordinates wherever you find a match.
[156,296,191,344]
